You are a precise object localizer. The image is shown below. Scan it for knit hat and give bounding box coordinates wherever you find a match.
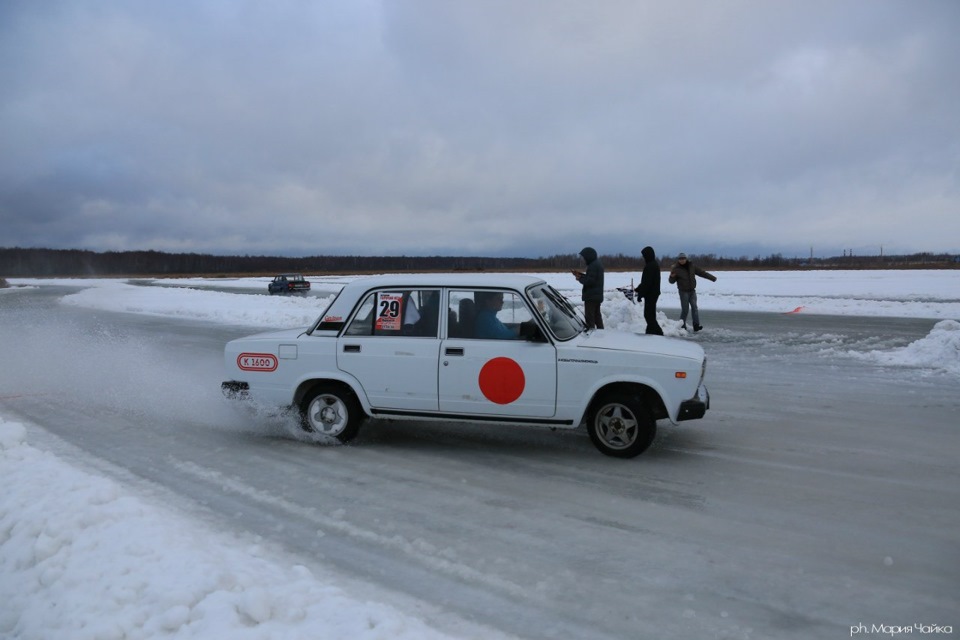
[678,252,687,259]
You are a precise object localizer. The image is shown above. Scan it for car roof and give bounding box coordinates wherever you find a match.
[340,272,546,291]
[320,273,549,320]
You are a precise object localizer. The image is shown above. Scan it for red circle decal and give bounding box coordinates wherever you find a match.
[478,357,525,405]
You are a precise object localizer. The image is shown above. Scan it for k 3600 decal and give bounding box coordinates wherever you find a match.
[237,352,278,372]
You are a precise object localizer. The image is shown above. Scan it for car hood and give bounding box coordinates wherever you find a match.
[576,330,704,360]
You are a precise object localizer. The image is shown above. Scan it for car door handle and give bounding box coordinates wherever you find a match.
[343,345,361,353]
[445,347,464,356]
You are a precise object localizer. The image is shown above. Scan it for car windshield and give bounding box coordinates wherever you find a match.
[527,284,585,341]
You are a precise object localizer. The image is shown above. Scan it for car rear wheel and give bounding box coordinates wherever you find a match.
[299,384,364,443]
[587,393,656,458]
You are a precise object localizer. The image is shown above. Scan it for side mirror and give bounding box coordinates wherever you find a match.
[520,320,548,343]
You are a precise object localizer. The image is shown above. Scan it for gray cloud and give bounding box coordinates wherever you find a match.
[2,0,958,259]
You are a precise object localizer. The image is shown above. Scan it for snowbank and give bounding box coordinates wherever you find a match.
[845,319,960,375]
[0,417,474,640]
[59,282,333,329]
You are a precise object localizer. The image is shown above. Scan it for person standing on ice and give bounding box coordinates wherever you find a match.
[572,247,604,330]
[634,246,664,335]
[668,252,717,332]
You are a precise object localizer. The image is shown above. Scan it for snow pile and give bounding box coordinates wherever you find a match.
[0,418,465,640]
[598,291,687,336]
[60,282,334,329]
[849,319,960,375]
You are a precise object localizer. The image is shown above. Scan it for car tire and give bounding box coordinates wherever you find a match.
[586,392,656,458]
[299,384,364,443]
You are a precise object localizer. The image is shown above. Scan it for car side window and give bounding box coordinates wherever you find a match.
[344,295,376,335]
[448,290,532,340]
[407,290,442,337]
[344,290,440,337]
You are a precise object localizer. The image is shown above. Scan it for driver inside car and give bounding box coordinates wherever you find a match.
[473,291,519,340]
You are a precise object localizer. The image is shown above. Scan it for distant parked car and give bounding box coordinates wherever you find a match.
[268,274,311,295]
[224,273,709,458]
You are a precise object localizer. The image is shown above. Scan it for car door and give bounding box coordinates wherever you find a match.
[439,289,557,417]
[337,289,441,411]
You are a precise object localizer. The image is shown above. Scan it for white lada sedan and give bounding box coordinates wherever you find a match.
[222,274,709,458]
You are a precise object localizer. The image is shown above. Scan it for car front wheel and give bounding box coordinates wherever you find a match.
[587,393,656,458]
[299,384,364,443]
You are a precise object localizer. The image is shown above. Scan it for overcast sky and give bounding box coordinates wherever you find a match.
[2,1,958,259]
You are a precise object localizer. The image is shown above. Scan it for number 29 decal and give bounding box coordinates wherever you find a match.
[375,293,404,332]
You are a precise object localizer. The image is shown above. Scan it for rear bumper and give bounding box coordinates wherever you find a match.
[677,384,709,421]
[268,287,309,294]
[221,380,250,399]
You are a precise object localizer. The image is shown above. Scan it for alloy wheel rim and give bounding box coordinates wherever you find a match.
[309,394,348,436]
[596,404,638,450]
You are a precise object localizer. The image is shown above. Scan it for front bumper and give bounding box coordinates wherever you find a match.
[221,380,250,399]
[677,384,709,421]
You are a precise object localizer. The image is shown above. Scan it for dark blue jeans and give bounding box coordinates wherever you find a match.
[678,290,699,327]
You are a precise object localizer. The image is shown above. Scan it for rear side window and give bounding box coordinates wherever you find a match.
[344,290,440,337]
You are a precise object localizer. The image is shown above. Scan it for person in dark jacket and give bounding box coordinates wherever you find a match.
[668,252,717,331]
[572,247,604,330]
[634,246,663,335]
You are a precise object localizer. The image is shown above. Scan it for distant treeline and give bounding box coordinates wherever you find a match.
[0,247,957,278]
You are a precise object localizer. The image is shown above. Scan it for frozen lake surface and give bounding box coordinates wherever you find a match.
[1,271,958,639]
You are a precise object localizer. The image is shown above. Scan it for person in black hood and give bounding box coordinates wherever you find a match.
[572,246,604,330]
[634,246,664,335]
